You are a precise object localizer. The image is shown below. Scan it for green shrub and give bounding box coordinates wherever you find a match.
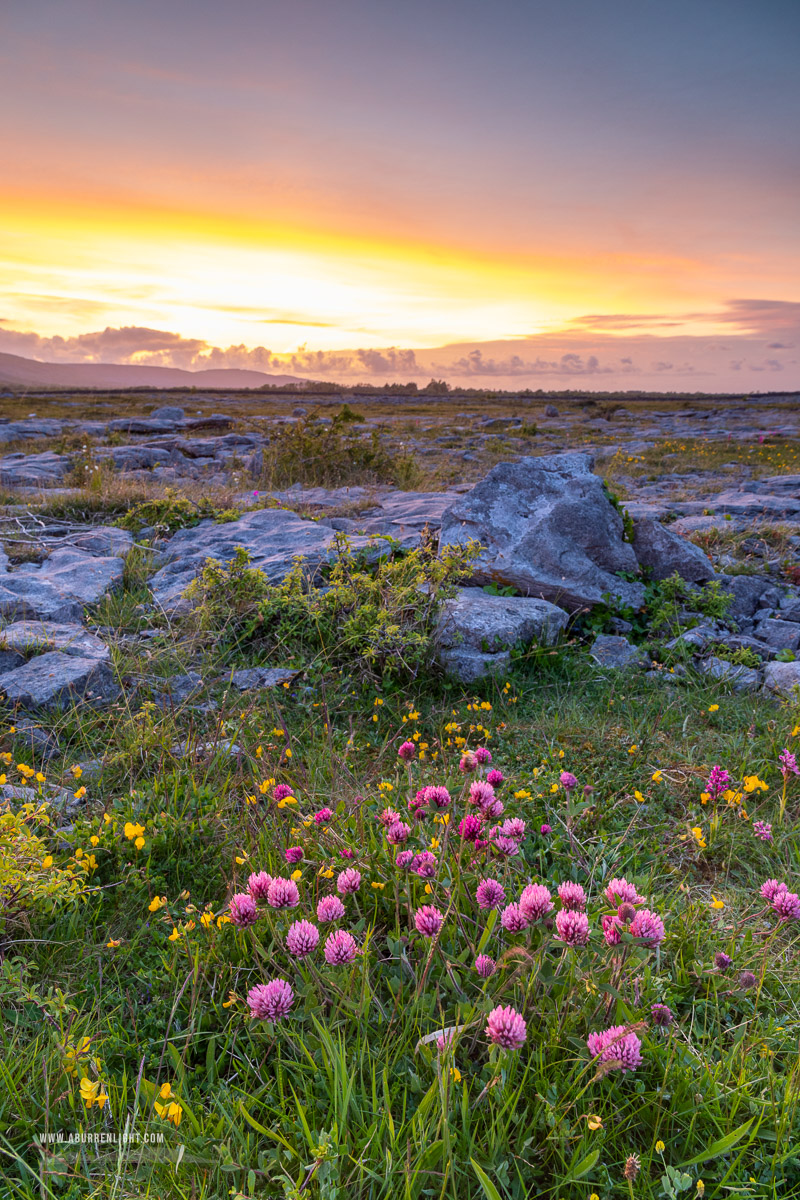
[116,488,240,535]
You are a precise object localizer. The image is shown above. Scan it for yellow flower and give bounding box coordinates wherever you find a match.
[290,869,302,881]
[42,855,53,868]
[75,848,83,859]
[655,1140,665,1153]
[319,867,334,879]
[106,939,121,948]
[134,836,145,850]
[371,881,386,890]
[200,911,214,928]
[792,725,800,737]
[710,895,724,910]
[63,1036,92,1076]
[629,745,638,754]
[79,1078,107,1109]
[696,1183,704,1197]
[90,835,99,846]
[222,991,238,1007]
[651,770,663,782]
[277,796,297,808]
[284,747,292,758]
[155,1100,182,1126]
[36,772,46,783]
[743,775,768,793]
[71,765,83,778]
[168,928,181,942]
[158,1082,174,1100]
[216,913,231,929]
[634,790,645,803]
[74,786,87,800]
[235,853,248,864]
[586,1114,603,1131]
[690,826,707,850]
[424,882,433,894]
[449,1066,462,1083]
[589,1194,600,1200]
[149,895,166,912]
[123,821,145,840]
[103,812,111,824]
[83,853,97,870]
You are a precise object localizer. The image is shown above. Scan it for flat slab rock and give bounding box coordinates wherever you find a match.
[225,667,299,691]
[438,588,568,653]
[149,508,378,608]
[0,620,109,660]
[0,577,84,624]
[439,453,645,612]
[0,650,120,710]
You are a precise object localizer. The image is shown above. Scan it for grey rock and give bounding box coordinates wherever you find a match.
[698,656,761,692]
[716,574,769,619]
[589,634,648,671]
[150,405,185,421]
[292,407,308,417]
[36,548,124,605]
[152,672,203,705]
[149,508,377,608]
[438,588,568,654]
[631,517,716,583]
[665,623,720,652]
[67,527,135,558]
[0,621,109,660]
[754,618,800,652]
[544,405,559,417]
[439,454,645,612]
[779,597,800,623]
[0,651,121,710]
[0,450,72,488]
[0,578,83,623]
[438,647,511,683]
[0,649,24,672]
[11,719,60,759]
[763,660,800,696]
[226,667,299,691]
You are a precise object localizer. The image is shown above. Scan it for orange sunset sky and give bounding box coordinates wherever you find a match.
[1,0,799,390]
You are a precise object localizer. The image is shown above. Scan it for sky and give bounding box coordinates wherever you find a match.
[1,0,799,390]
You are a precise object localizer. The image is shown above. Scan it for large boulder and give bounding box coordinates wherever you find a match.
[438,454,645,612]
[0,578,83,623]
[34,548,124,605]
[631,517,715,583]
[0,651,120,710]
[763,660,800,696]
[755,618,800,653]
[148,508,377,608]
[436,588,568,682]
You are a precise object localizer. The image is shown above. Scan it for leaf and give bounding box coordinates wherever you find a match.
[562,1149,599,1182]
[470,1158,504,1200]
[477,910,497,954]
[678,1118,754,1168]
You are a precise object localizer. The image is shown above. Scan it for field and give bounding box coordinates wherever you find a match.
[1,391,800,1200]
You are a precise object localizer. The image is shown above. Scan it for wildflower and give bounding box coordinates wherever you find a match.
[604,877,644,906]
[106,938,121,948]
[623,1154,641,1181]
[486,769,504,785]
[285,846,303,864]
[395,849,414,869]
[469,780,496,810]
[587,1115,603,1131]
[286,919,320,957]
[696,1182,705,1197]
[601,914,623,946]
[168,927,180,941]
[540,822,552,835]
[559,771,578,791]
[739,970,757,990]
[123,821,145,841]
[458,813,483,841]
[655,1139,665,1152]
[519,883,554,921]
[459,751,477,773]
[424,785,451,809]
[708,704,719,713]
[323,929,358,965]
[380,806,401,826]
[772,890,800,921]
[317,895,346,922]
[753,820,773,842]
[743,775,768,793]
[134,836,145,850]
[247,979,294,1021]
[630,908,665,946]
[476,878,506,910]
[651,1003,673,1027]
[148,896,166,913]
[398,741,416,762]
[273,784,294,801]
[247,871,273,902]
[74,786,87,800]
[714,951,732,970]
[475,954,496,978]
[498,817,526,841]
[779,749,799,777]
[266,877,300,909]
[79,1078,107,1110]
[587,1025,643,1073]
[706,765,731,800]
[386,820,411,844]
[414,905,443,937]
[412,851,437,878]
[501,902,529,933]
[336,867,361,895]
[557,881,587,912]
[474,747,492,765]
[491,834,519,857]
[555,909,590,946]
[229,893,258,928]
[485,1004,526,1050]
[760,878,788,902]
[339,847,354,858]
[70,764,83,779]
[155,1100,183,1126]
[690,826,707,850]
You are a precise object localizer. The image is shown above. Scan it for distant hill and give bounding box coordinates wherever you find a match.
[0,351,304,390]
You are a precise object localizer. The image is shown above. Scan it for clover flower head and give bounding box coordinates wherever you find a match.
[486,1004,526,1050]
[602,914,623,946]
[519,883,554,922]
[459,751,478,773]
[651,1003,673,1027]
[557,881,587,912]
[556,908,590,945]
[760,878,787,903]
[323,929,358,965]
[415,905,443,937]
[475,878,506,910]
[247,871,273,902]
[314,807,334,825]
[772,890,800,921]
[469,780,496,811]
[492,834,520,857]
[336,867,362,895]
[284,846,303,864]
[286,919,319,958]
[498,817,526,841]
[395,849,414,869]
[753,820,773,842]
[501,902,529,933]
[604,877,645,907]
[560,770,578,791]
[486,769,504,785]
[398,741,416,762]
[459,813,483,841]
[586,1024,642,1073]
[273,784,294,802]
[474,747,492,765]
[386,820,411,844]
[412,851,437,878]
[266,877,300,909]
[714,951,732,970]
[540,823,552,835]
[229,892,258,928]
[630,908,665,946]
[739,970,757,990]
[475,953,496,978]
[316,894,346,922]
[247,979,293,1021]
[380,807,401,826]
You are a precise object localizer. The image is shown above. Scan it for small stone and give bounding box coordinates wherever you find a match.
[698,656,761,692]
[754,618,800,653]
[227,667,298,691]
[763,660,800,697]
[589,634,648,671]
